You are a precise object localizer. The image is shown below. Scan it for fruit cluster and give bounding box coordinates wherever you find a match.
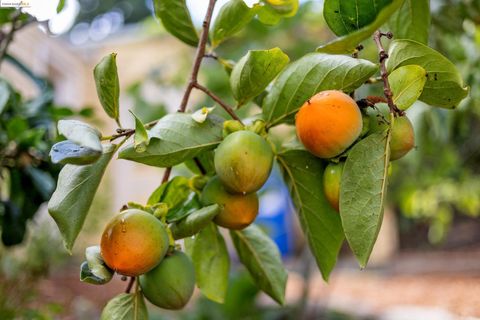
[295,90,415,211]
[202,128,274,230]
[98,126,274,310]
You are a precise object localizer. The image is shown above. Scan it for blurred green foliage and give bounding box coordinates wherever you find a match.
[0,56,92,247]
[388,0,480,244]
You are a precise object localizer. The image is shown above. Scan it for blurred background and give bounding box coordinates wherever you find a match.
[1,0,480,319]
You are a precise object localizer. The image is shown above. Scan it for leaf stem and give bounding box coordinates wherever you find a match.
[193,82,243,124]
[372,30,404,116]
[125,276,135,293]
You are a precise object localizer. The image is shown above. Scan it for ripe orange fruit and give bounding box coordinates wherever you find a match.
[100,209,169,276]
[214,130,274,194]
[200,176,259,230]
[323,162,344,212]
[295,90,363,158]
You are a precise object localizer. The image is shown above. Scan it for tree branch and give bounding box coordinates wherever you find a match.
[178,0,217,113]
[0,11,33,68]
[372,30,404,116]
[193,83,243,124]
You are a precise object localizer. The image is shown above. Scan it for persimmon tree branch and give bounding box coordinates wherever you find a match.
[193,83,243,123]
[0,11,32,68]
[124,0,219,294]
[372,30,404,116]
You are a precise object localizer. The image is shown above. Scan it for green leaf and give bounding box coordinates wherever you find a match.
[80,246,113,285]
[50,140,102,165]
[184,150,216,175]
[167,193,202,223]
[100,293,148,320]
[386,39,469,109]
[56,0,66,13]
[262,0,298,17]
[130,111,149,152]
[257,5,282,25]
[48,144,115,252]
[324,0,392,36]
[153,0,199,47]
[94,53,120,122]
[389,0,430,44]
[262,53,377,127]
[230,48,289,106]
[191,223,230,303]
[317,0,404,54]
[58,120,102,152]
[147,176,191,207]
[277,150,344,281]
[340,131,391,268]
[170,204,220,239]
[118,113,224,167]
[211,0,259,47]
[389,65,427,110]
[230,224,287,305]
[0,79,11,114]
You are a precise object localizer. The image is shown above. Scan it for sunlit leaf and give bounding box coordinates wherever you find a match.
[230,48,289,106]
[340,130,391,268]
[230,224,287,304]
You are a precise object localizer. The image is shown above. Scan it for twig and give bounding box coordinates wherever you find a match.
[204,52,218,60]
[125,277,135,293]
[193,83,243,124]
[178,0,217,113]
[372,30,404,116]
[193,157,207,175]
[0,11,32,68]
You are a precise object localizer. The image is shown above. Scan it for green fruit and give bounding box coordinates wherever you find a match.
[323,162,344,212]
[139,251,195,310]
[201,176,259,230]
[389,116,415,160]
[214,130,273,194]
[367,105,415,160]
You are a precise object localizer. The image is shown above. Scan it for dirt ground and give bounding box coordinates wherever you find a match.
[34,249,480,319]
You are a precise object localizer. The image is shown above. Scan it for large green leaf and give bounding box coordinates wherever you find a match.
[50,140,102,165]
[262,53,377,127]
[389,65,426,110]
[58,120,102,152]
[170,204,220,239]
[119,113,224,167]
[230,48,289,106]
[191,223,230,303]
[94,53,120,123]
[340,131,390,268]
[48,144,115,252]
[317,0,404,54]
[277,150,344,281]
[211,0,259,47]
[324,0,392,36]
[153,0,199,47]
[147,176,190,207]
[389,0,430,44]
[100,293,148,320]
[230,224,287,305]
[386,39,469,109]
